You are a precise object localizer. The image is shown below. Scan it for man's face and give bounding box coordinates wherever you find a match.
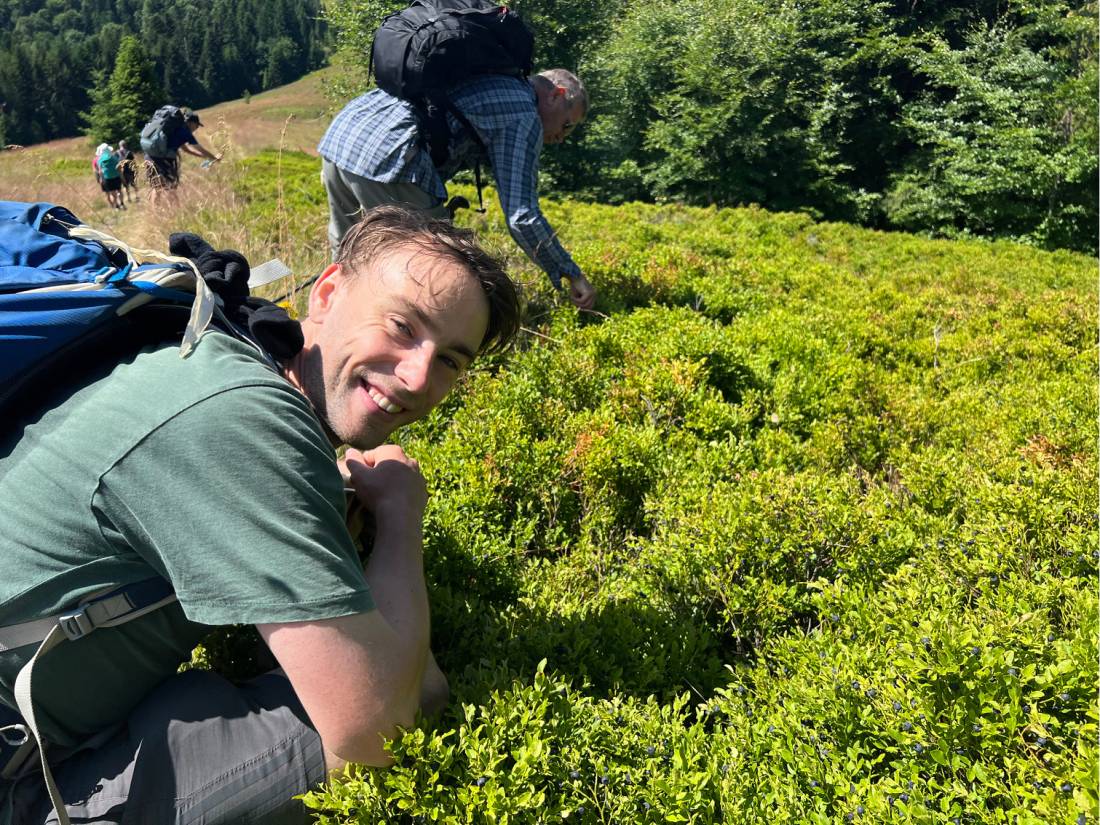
[301,247,489,449]
[537,88,585,145]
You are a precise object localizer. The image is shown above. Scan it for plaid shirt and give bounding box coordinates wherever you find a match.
[318,76,580,288]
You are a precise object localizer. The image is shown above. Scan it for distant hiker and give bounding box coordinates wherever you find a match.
[0,205,521,824]
[319,68,597,310]
[139,107,220,203]
[91,143,105,187]
[96,143,125,210]
[117,139,138,203]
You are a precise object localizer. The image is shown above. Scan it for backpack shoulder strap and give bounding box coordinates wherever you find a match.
[0,578,177,825]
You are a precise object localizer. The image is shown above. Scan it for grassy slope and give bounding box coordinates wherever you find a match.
[3,73,1097,824]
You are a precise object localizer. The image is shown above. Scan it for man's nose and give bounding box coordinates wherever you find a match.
[395,345,433,394]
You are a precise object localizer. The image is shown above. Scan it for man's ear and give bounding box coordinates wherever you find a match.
[308,263,344,322]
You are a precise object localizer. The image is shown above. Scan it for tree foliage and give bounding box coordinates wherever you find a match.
[82,35,163,146]
[0,0,327,147]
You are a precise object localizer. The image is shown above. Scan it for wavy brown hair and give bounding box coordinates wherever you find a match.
[336,206,522,356]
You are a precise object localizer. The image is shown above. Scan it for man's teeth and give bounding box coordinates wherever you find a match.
[368,387,403,414]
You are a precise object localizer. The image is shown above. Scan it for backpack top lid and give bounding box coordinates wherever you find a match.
[370,0,534,101]
[0,200,220,413]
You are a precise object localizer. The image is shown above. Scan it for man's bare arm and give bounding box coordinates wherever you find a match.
[258,445,433,767]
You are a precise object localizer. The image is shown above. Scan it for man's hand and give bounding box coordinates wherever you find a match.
[341,446,428,526]
[565,273,596,310]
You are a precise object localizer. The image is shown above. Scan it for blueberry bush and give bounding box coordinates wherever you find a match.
[278,186,1096,823]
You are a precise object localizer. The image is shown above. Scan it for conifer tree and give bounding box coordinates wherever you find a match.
[82,35,164,146]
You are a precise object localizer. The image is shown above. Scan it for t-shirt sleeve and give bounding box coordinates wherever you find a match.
[93,379,374,626]
[168,124,198,150]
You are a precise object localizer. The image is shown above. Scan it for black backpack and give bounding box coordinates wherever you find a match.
[370,0,534,208]
[139,105,187,158]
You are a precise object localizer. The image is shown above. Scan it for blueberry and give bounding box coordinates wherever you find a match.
[830,613,840,622]
[746,707,754,718]
[845,815,854,823]
[851,680,861,691]
[899,792,910,803]
[1036,736,1048,747]
[1007,668,1018,677]
[907,781,914,790]
[1076,814,1085,825]
[1060,782,1073,794]
[809,779,819,788]
[646,746,656,757]
[921,637,931,648]
[767,725,776,734]
[1022,703,1031,714]
[599,775,609,786]
[1047,632,1056,642]
[893,701,903,711]
[736,686,746,696]
[1059,693,1071,702]
[576,806,585,816]
[913,743,924,753]
[643,802,651,811]
[866,689,877,699]
[856,805,865,815]
[972,723,982,733]
[901,721,913,731]
[475,776,488,787]
[569,770,580,780]
[970,646,981,657]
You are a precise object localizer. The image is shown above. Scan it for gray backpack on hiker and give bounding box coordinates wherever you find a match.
[140,105,186,158]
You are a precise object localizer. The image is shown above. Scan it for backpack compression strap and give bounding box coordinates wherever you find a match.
[0,578,176,825]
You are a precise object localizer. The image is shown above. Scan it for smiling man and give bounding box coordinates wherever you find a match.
[319,68,597,309]
[0,207,520,824]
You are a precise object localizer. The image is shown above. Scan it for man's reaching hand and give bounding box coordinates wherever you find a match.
[565,273,596,310]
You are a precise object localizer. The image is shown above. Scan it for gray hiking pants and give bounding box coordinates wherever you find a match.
[6,670,324,824]
[321,158,448,257]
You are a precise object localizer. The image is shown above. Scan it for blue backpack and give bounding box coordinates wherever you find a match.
[0,200,246,417]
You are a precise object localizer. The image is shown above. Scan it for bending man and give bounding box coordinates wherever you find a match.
[319,69,596,309]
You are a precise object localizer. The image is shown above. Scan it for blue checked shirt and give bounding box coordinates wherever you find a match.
[318,76,580,288]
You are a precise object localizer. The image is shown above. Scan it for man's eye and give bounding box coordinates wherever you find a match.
[393,319,413,337]
[440,355,461,372]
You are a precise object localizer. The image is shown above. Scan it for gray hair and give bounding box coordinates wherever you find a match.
[537,69,588,116]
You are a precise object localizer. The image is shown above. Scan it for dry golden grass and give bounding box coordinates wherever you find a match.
[0,69,340,307]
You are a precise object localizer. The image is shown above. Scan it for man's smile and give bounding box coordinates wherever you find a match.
[363,381,405,415]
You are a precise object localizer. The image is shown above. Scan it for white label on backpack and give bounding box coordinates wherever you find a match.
[248,259,293,288]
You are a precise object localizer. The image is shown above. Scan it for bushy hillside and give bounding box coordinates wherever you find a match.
[298,195,1095,825]
[1,78,1095,824]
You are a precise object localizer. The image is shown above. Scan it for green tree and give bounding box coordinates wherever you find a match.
[261,36,300,90]
[82,35,164,146]
[883,12,1098,253]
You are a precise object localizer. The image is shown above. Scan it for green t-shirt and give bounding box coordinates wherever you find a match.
[0,331,373,749]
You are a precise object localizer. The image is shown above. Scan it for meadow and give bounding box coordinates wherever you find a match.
[2,70,1096,824]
